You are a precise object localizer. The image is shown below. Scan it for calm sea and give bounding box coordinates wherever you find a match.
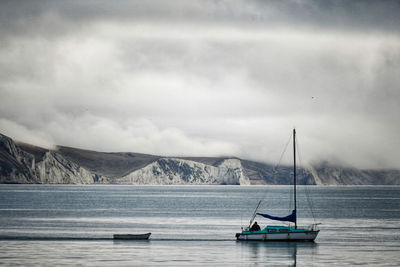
[0,185,399,266]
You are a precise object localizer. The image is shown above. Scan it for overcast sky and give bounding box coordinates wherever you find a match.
[1,0,399,168]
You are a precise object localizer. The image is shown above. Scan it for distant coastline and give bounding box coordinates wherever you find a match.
[1,133,399,185]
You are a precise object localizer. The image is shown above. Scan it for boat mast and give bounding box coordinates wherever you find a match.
[293,128,297,229]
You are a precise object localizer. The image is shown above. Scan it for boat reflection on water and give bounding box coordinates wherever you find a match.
[237,241,318,266]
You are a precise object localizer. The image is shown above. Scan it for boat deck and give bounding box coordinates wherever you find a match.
[242,225,313,235]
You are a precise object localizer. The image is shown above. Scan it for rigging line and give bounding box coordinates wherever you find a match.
[305,181,317,223]
[304,181,317,223]
[270,132,292,218]
[289,177,293,211]
[256,131,294,225]
[248,200,262,228]
[255,132,293,223]
[274,132,293,171]
[264,132,292,207]
[295,134,317,223]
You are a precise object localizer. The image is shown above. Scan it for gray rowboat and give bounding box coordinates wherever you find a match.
[113,233,151,240]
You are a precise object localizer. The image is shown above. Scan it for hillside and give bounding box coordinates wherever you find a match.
[1,133,399,185]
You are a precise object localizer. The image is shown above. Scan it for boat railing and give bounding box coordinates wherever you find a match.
[307,223,321,231]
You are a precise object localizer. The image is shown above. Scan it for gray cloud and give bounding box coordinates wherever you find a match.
[0,0,399,168]
[2,0,400,38]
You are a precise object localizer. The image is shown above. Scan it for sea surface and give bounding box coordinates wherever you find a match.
[0,185,399,266]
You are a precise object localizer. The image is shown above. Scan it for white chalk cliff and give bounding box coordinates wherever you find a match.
[35,151,98,184]
[115,158,250,185]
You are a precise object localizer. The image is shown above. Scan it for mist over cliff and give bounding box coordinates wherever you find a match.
[1,1,400,171]
[1,133,398,185]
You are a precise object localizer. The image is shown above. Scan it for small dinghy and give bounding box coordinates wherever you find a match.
[113,233,151,240]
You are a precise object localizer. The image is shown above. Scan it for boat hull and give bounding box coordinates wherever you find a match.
[113,233,151,240]
[236,230,319,241]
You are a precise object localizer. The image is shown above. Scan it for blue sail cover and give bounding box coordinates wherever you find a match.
[257,209,296,223]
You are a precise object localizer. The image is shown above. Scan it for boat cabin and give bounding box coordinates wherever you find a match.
[244,225,312,234]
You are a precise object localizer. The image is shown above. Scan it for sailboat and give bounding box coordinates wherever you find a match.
[236,129,320,241]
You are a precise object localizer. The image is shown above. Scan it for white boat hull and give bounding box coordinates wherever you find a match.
[236,231,319,241]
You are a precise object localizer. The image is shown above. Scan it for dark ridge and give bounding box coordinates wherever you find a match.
[241,160,316,185]
[17,142,49,162]
[178,157,232,167]
[57,146,160,178]
[0,150,29,183]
